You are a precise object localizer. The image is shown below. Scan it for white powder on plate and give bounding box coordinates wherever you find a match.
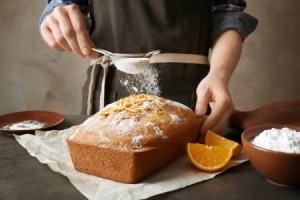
[120,66,161,96]
[252,127,300,154]
[2,120,46,130]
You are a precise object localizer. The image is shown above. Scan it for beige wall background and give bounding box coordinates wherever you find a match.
[0,1,299,115]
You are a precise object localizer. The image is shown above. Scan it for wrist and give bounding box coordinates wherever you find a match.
[207,67,232,85]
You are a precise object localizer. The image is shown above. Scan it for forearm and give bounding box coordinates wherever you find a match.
[209,30,243,85]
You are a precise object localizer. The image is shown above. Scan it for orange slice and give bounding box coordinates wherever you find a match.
[187,143,232,171]
[205,130,243,157]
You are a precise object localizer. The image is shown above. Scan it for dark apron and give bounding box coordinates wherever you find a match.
[81,0,210,114]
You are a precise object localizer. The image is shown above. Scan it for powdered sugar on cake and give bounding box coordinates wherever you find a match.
[98,131,110,142]
[145,122,154,127]
[165,100,190,110]
[112,114,142,134]
[71,95,194,150]
[131,135,144,149]
[169,114,180,122]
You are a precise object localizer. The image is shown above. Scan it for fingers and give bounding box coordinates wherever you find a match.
[195,86,210,117]
[88,51,100,59]
[195,76,234,136]
[40,5,97,58]
[200,95,233,135]
[67,5,92,55]
[46,14,72,52]
[209,102,234,134]
[55,5,84,57]
[88,41,100,59]
[40,25,64,51]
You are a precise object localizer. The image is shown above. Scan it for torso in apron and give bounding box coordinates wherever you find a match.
[81,0,210,114]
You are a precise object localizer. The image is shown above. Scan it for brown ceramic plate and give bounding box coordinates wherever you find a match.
[0,110,64,134]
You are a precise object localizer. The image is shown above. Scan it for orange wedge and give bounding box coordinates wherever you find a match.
[205,130,243,157]
[187,143,233,171]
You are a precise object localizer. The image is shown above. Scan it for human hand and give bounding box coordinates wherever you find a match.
[40,5,99,59]
[195,74,234,139]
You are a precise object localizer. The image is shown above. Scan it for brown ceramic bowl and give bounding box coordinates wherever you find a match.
[241,124,300,186]
[0,110,64,134]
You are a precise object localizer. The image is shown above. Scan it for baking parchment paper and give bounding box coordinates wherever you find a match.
[14,127,248,200]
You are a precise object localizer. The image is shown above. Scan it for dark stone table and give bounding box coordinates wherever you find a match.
[1,115,299,200]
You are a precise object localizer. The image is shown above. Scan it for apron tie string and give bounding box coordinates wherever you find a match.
[87,55,113,115]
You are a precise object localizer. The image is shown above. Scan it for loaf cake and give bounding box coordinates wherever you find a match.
[67,94,201,183]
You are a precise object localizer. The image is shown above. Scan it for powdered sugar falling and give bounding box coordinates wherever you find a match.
[120,66,161,96]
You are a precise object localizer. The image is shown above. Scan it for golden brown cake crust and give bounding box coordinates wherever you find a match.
[67,94,201,183]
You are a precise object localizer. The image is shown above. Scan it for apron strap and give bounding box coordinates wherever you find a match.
[150,53,209,65]
[87,55,112,115]
[87,53,209,114]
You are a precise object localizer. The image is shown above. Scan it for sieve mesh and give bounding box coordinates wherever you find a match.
[110,56,150,74]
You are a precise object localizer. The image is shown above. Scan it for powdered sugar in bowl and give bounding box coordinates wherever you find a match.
[241,124,300,186]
